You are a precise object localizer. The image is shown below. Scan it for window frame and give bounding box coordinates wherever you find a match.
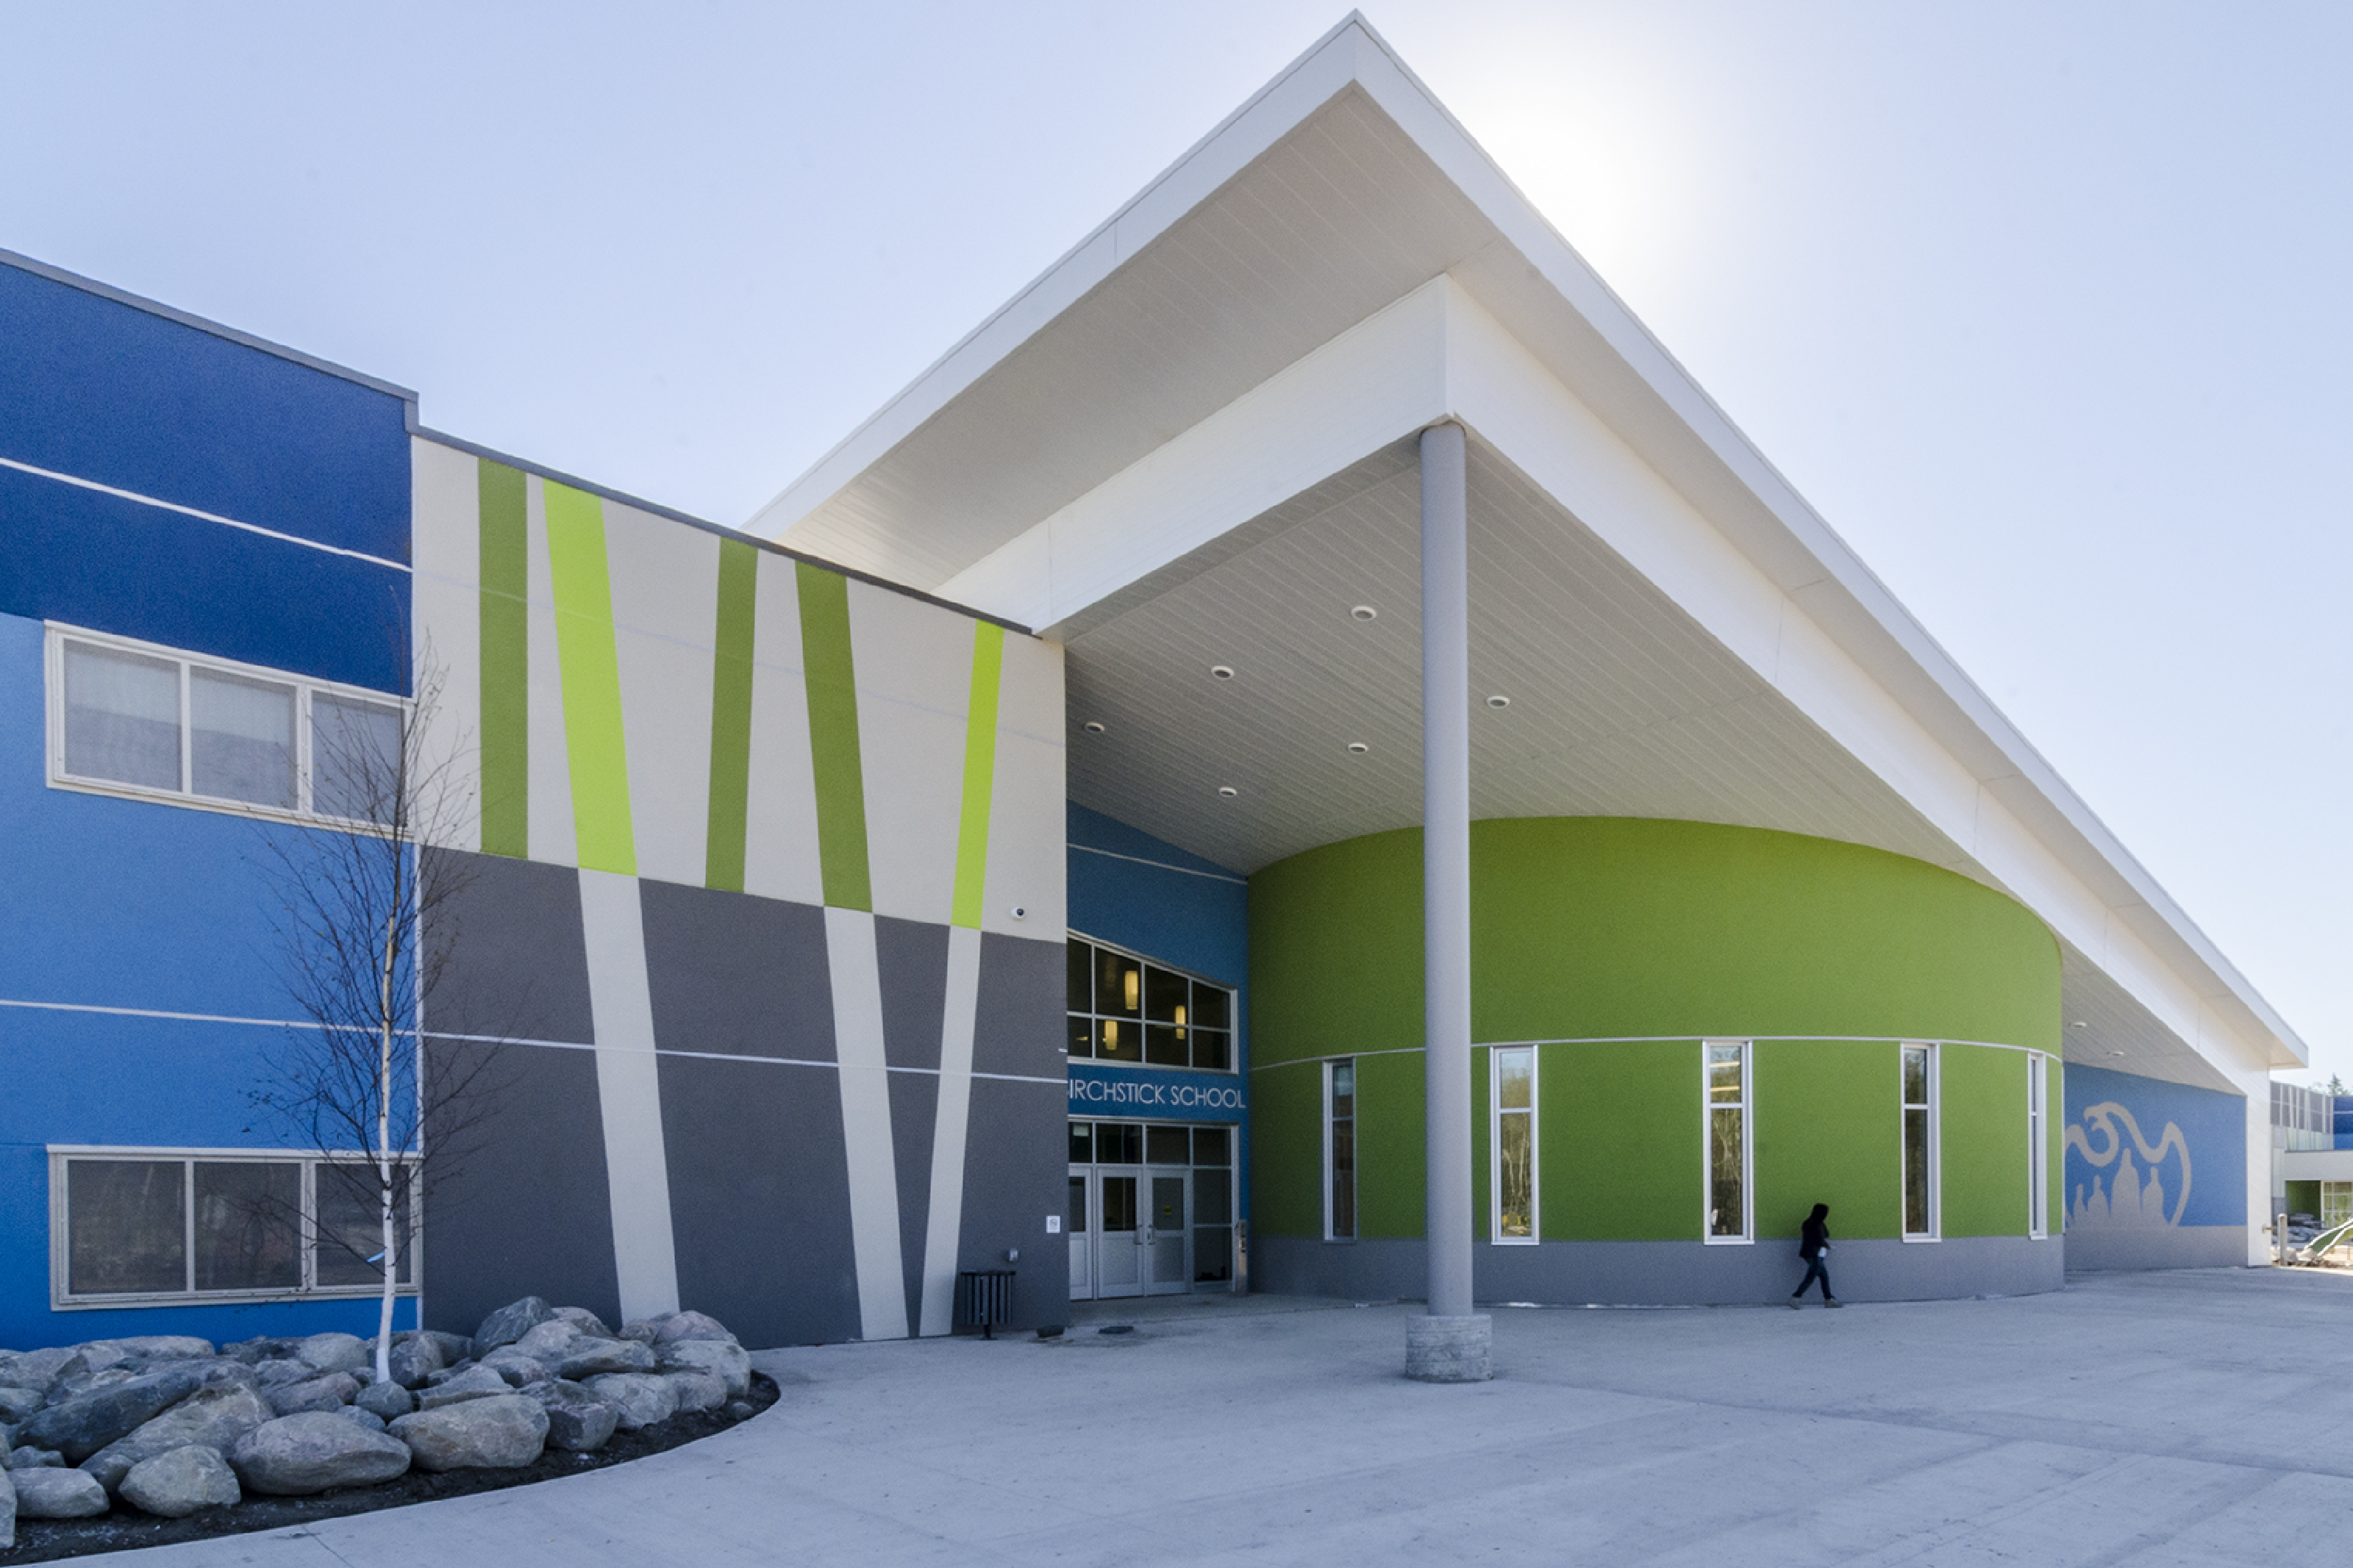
[1063,931,1239,1076]
[1901,1042,1940,1241]
[2027,1050,2049,1240]
[46,623,409,830]
[1702,1039,1753,1245]
[1324,1058,1357,1243]
[1490,1045,1538,1245]
[49,1146,424,1310]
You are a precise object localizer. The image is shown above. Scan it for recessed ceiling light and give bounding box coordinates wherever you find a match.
[1346,742,1369,755]
[2070,1021,2088,1029]
[1486,694,1511,709]
[1351,605,1377,621]
[1217,785,1239,798]
[2109,1050,2127,1057]
[1211,665,1235,681]
[1083,720,1106,734]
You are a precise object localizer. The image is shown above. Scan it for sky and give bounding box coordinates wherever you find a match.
[4,2,2346,1082]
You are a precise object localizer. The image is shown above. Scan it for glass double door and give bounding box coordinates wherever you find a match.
[1071,1167,1190,1298]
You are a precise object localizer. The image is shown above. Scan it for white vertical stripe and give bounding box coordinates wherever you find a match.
[578,868,680,1324]
[824,905,910,1340]
[918,924,984,1336]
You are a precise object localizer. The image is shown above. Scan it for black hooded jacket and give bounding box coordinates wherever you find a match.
[1799,1204,1829,1260]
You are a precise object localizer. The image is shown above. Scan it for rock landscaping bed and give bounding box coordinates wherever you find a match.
[0,1298,776,1560]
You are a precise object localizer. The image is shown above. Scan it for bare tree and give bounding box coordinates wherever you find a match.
[251,648,510,1386]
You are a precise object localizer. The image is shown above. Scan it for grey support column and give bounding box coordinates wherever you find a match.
[1407,419,1491,1382]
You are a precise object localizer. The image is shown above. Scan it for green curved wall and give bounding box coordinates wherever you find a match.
[1249,818,2063,1245]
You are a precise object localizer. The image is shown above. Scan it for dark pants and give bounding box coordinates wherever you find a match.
[1792,1254,1832,1300]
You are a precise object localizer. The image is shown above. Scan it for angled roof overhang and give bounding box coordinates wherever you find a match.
[748,15,2303,1089]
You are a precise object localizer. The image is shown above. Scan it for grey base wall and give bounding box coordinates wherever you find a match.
[2063,1225,2248,1272]
[1254,1233,2066,1304]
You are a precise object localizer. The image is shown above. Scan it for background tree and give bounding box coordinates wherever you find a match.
[251,649,509,1386]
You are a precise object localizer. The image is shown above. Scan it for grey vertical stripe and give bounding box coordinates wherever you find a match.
[578,868,682,1324]
[918,924,984,1335]
[824,905,911,1339]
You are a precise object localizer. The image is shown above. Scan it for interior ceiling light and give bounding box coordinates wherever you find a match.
[1082,720,1106,734]
[1346,742,1369,755]
[1211,665,1235,681]
[1486,694,1511,709]
[2070,1020,2088,1029]
[1217,785,1239,798]
[1351,605,1377,621]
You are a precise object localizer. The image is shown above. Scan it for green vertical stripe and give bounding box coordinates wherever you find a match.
[704,538,758,892]
[543,482,636,876]
[477,461,529,859]
[950,621,1005,929]
[796,562,871,911]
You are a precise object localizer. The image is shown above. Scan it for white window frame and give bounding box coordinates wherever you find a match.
[1902,1042,1940,1241]
[1702,1039,1753,1245]
[1490,1045,1538,1245]
[1324,1058,1356,1242]
[45,623,409,830]
[2027,1050,2049,1239]
[49,1145,423,1310]
[1063,932,1240,1077]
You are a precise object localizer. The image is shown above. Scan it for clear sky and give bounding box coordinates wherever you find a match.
[6,2,2345,1082]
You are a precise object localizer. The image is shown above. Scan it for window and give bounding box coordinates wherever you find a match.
[1704,1042,1750,1241]
[49,627,404,825]
[1326,1059,1357,1241]
[2027,1051,2049,1239]
[53,1150,416,1306]
[2324,1182,2353,1234]
[1065,936,1235,1073]
[1902,1044,1938,1239]
[1492,1045,1535,1242]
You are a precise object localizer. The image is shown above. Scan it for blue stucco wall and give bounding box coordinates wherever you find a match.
[1066,804,1254,1250]
[0,258,413,695]
[2061,1067,2240,1241]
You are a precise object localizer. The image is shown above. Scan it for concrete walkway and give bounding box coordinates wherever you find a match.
[85,1270,2353,1565]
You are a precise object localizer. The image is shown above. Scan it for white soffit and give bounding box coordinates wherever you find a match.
[749,15,2302,1078]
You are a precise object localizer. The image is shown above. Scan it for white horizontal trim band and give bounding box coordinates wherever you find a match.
[1250,1034,2054,1070]
[0,454,411,573]
[1068,843,1248,885]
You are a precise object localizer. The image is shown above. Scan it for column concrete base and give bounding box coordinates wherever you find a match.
[1404,1312,1492,1382]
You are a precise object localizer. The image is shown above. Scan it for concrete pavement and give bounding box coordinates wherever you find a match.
[82,1269,2353,1565]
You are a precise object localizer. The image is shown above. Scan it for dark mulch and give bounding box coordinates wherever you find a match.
[4,1372,781,1563]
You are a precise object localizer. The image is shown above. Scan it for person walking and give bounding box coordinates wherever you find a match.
[1790,1202,1842,1307]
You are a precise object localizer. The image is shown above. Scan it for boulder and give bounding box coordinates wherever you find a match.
[10,1448,63,1469]
[266,1372,360,1417]
[98,1336,214,1361]
[354,1381,415,1421]
[521,1382,616,1453]
[619,1317,663,1344]
[186,1357,263,1392]
[10,1463,109,1518]
[654,1310,737,1346]
[725,1401,755,1422]
[337,1406,388,1433]
[1,1467,14,1550]
[557,1339,656,1380]
[418,1330,476,1365]
[121,1445,240,1517]
[229,1412,411,1495]
[416,1365,511,1411]
[222,1336,303,1366]
[82,1383,273,1492]
[479,1349,550,1388]
[296,1333,372,1375]
[389,1395,548,1471]
[655,1339,751,1398]
[254,1358,318,1389]
[582,1373,678,1431]
[473,1296,554,1352]
[0,1386,43,1424]
[22,1367,205,1463]
[663,1370,727,1414]
[550,1306,612,1337]
[512,1320,585,1364]
[384,1336,443,1390]
[46,1367,138,1408]
[0,1348,85,1393]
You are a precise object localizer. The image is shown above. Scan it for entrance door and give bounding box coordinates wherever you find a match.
[1068,1173,1092,1299]
[1143,1170,1189,1295]
[1096,1171,1141,1295]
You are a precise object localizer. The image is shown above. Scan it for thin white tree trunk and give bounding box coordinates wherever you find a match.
[375,908,398,1387]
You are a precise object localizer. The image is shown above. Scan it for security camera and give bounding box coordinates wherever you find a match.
[1010,906,1027,920]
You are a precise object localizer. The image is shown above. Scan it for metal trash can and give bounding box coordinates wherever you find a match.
[956,1268,1016,1338]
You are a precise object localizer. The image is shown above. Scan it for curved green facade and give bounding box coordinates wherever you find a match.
[1249,818,2066,1301]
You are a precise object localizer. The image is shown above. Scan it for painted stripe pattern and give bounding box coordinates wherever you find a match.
[477,461,529,859]
[795,562,873,912]
[704,537,758,891]
[543,482,637,877]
